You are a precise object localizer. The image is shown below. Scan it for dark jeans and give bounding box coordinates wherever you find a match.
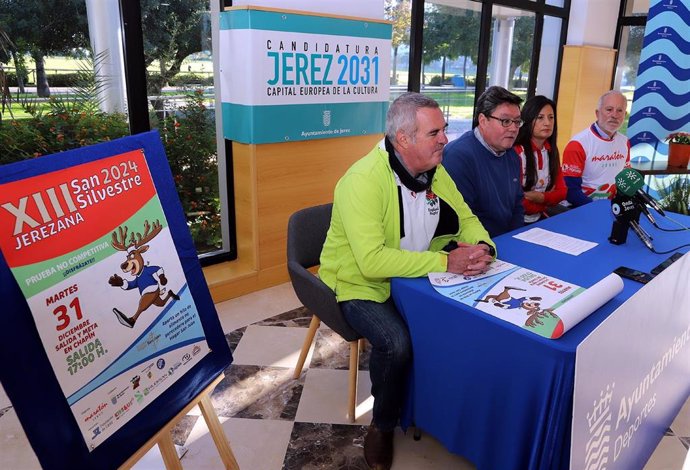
[341,298,412,432]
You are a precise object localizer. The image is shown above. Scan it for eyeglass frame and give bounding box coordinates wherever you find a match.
[485,114,524,128]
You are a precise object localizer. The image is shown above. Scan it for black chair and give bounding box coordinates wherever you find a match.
[287,203,363,422]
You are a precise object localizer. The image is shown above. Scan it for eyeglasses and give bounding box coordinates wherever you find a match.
[486,115,524,128]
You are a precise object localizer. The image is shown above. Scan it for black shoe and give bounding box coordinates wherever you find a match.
[364,423,394,470]
[113,308,134,328]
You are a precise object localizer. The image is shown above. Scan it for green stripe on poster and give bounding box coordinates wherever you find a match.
[13,198,167,298]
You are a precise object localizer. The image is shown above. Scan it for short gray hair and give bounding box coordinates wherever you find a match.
[386,92,441,144]
[473,86,523,128]
[597,90,627,110]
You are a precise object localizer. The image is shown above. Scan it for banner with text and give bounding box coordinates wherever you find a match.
[0,149,210,450]
[429,260,623,339]
[219,7,391,144]
[571,253,690,470]
[627,0,690,169]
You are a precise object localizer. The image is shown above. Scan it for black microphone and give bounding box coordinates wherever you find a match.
[636,199,656,226]
[609,194,654,250]
[615,168,666,216]
[629,219,654,250]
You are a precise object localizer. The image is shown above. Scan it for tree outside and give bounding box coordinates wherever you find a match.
[156,89,221,252]
[141,0,211,109]
[423,4,480,86]
[0,0,89,97]
[384,0,411,86]
[0,1,223,256]
[508,16,534,89]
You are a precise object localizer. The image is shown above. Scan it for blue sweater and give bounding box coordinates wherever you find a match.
[443,131,524,237]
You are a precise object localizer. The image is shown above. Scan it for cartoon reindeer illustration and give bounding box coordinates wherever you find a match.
[109,219,179,328]
[523,305,558,328]
[476,286,542,310]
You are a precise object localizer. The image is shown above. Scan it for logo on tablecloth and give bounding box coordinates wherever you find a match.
[584,382,614,470]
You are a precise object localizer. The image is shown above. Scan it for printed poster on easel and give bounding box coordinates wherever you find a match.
[0,148,210,450]
[429,260,623,339]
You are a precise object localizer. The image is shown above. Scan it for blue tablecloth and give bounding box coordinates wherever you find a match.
[391,200,689,470]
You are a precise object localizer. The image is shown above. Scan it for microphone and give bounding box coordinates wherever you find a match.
[615,168,666,216]
[629,220,654,250]
[609,193,654,250]
[637,200,656,226]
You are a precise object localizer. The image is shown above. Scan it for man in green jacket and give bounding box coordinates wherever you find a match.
[320,92,495,470]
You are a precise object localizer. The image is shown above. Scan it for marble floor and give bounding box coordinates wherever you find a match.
[1,282,689,470]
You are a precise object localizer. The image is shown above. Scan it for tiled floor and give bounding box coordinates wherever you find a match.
[1,282,689,469]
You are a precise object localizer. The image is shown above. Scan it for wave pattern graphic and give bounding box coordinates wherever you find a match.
[629,118,682,148]
[628,0,690,164]
[641,33,690,59]
[638,52,690,77]
[628,110,690,132]
[649,0,690,22]
[585,419,611,470]
[646,9,690,33]
[635,67,690,92]
[631,81,690,107]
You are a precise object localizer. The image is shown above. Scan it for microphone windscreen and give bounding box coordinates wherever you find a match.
[615,168,645,197]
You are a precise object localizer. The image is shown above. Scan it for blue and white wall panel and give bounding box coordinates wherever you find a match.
[628,0,690,166]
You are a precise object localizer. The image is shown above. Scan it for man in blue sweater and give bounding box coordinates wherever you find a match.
[443,86,525,237]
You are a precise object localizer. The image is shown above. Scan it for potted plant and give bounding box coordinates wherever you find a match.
[665,131,690,168]
[655,175,690,215]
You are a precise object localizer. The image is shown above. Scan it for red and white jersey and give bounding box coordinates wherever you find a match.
[561,124,631,201]
[516,143,551,223]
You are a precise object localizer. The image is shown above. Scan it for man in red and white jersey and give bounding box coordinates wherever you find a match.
[561,90,631,207]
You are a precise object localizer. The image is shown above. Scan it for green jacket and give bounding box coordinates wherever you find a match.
[319,144,495,303]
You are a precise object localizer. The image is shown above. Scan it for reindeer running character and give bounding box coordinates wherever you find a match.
[523,305,558,329]
[109,219,179,328]
[476,286,542,310]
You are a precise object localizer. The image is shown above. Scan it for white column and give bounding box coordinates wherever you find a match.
[85,0,127,114]
[535,16,563,98]
[489,17,515,89]
[566,0,621,47]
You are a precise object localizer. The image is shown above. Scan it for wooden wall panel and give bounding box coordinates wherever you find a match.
[256,135,382,270]
[205,134,381,302]
[557,45,617,152]
[230,143,258,268]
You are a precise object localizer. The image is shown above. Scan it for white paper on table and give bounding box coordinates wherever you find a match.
[512,227,598,255]
[554,273,624,331]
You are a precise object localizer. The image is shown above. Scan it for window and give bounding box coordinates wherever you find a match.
[420,0,481,140]
[614,25,645,93]
[385,0,412,89]
[139,0,231,260]
[535,15,562,98]
[408,0,569,138]
[0,0,131,158]
[487,5,535,101]
[613,0,648,131]
[0,0,235,262]
[622,0,650,16]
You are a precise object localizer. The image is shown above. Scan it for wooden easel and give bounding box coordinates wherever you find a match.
[118,373,240,470]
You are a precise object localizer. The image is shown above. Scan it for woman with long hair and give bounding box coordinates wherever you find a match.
[513,95,567,223]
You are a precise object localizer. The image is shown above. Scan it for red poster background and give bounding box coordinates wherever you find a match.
[0,150,156,267]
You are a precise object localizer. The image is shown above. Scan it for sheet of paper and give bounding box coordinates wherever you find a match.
[512,227,598,255]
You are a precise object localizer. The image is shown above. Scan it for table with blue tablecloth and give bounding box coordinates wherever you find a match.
[391,200,690,470]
